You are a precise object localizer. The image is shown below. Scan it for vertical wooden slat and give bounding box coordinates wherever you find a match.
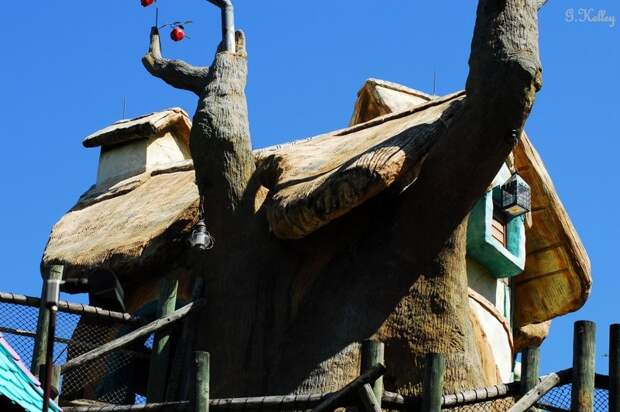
[422,353,445,412]
[610,324,620,412]
[147,276,179,402]
[520,346,540,395]
[571,320,596,412]
[31,265,63,374]
[194,351,210,412]
[361,339,385,403]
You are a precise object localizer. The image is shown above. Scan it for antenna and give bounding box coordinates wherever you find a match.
[156,7,159,27]
[432,71,437,96]
[122,97,127,119]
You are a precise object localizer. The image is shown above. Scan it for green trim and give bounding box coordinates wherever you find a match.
[467,188,526,278]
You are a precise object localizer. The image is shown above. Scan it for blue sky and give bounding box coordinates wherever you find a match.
[0,1,618,376]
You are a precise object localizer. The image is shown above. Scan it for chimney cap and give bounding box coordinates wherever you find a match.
[82,108,191,149]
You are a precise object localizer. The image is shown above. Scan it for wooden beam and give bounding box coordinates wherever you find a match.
[0,291,143,323]
[358,383,382,412]
[508,369,571,412]
[422,353,445,412]
[194,352,210,412]
[0,326,71,346]
[610,324,620,412]
[361,339,384,403]
[148,276,179,402]
[311,364,386,412]
[571,320,596,412]
[31,265,63,374]
[61,300,204,374]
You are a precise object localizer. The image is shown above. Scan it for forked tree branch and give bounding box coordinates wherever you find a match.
[142,27,210,94]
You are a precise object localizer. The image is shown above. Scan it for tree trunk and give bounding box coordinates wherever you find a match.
[141,0,545,399]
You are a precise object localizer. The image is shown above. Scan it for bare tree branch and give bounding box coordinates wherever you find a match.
[142,27,210,94]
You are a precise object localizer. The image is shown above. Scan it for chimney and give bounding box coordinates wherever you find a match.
[82,108,192,186]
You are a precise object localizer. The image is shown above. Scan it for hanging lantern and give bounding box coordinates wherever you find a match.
[141,0,155,7]
[188,219,215,250]
[170,25,186,42]
[500,173,531,217]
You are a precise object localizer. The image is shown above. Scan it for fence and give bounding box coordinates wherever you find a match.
[0,292,152,405]
[1,289,618,411]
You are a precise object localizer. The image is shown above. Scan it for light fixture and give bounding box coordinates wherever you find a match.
[500,173,531,217]
[188,219,215,251]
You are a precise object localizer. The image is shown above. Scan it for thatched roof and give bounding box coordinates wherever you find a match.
[349,79,434,126]
[255,91,464,239]
[42,161,198,283]
[43,79,590,326]
[82,108,191,148]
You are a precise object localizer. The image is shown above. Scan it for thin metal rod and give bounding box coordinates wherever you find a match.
[206,0,235,52]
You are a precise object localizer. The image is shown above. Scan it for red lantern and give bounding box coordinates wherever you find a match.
[170,26,186,42]
[141,0,154,7]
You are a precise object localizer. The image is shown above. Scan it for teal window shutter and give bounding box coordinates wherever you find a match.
[467,187,526,278]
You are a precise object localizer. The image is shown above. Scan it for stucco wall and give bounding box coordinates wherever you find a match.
[97,132,190,186]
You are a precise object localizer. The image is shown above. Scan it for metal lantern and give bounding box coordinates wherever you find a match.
[188,219,215,251]
[500,173,531,217]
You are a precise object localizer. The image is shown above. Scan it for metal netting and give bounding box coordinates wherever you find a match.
[0,297,152,406]
[442,397,515,411]
[536,383,609,411]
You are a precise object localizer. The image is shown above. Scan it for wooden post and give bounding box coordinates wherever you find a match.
[610,324,620,412]
[31,265,63,374]
[147,276,179,403]
[193,352,210,412]
[361,339,385,403]
[520,346,540,396]
[422,353,445,412]
[39,364,61,402]
[571,320,596,412]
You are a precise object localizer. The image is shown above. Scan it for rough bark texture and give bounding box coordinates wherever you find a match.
[142,0,545,400]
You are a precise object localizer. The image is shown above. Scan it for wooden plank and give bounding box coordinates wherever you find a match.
[61,300,204,374]
[31,265,63,374]
[311,363,386,412]
[148,276,179,402]
[358,383,382,412]
[610,324,620,412]
[571,320,596,412]
[422,353,445,412]
[361,339,384,403]
[194,352,210,412]
[508,369,571,412]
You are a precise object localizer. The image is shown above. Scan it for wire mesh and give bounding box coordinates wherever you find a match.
[536,383,609,411]
[0,298,152,406]
[442,397,515,411]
